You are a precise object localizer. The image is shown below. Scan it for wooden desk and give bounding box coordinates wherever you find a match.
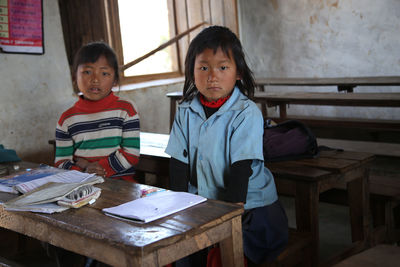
[136,132,170,187]
[333,244,400,267]
[166,91,183,130]
[268,150,374,266]
[253,91,400,118]
[256,76,400,92]
[0,172,244,267]
[167,76,400,130]
[132,132,375,266]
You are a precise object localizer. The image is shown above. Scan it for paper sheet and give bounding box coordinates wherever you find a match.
[103,191,207,223]
[15,170,97,194]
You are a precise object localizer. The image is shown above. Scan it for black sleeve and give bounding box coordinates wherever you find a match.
[169,157,189,192]
[224,160,253,203]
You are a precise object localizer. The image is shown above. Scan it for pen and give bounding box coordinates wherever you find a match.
[141,188,167,197]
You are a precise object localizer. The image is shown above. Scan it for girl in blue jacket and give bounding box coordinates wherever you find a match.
[166,26,288,266]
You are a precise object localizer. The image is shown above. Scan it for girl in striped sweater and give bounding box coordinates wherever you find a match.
[55,42,140,182]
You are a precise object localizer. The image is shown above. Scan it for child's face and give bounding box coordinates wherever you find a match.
[76,55,116,101]
[194,48,240,102]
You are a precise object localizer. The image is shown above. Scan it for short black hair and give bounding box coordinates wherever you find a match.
[72,42,119,94]
[182,25,256,102]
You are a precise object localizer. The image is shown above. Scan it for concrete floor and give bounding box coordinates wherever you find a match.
[280,195,353,263]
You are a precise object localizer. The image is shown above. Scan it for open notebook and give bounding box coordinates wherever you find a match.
[103,190,207,223]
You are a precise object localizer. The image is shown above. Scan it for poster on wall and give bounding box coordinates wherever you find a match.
[0,0,44,54]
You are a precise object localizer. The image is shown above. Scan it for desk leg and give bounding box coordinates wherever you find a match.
[258,85,268,118]
[295,181,319,267]
[347,168,370,243]
[279,104,287,119]
[170,98,177,130]
[220,216,244,267]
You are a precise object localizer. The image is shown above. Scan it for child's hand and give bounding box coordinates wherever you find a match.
[75,158,90,170]
[85,162,107,177]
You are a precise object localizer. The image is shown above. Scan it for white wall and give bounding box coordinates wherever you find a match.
[0,0,181,164]
[238,0,400,120]
[118,80,183,134]
[0,0,75,164]
[2,0,399,164]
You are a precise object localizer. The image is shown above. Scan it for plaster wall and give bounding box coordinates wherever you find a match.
[118,81,183,134]
[0,1,180,164]
[238,0,400,120]
[0,0,75,164]
[2,1,399,164]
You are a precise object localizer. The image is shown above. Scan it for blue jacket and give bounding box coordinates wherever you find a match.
[166,87,278,209]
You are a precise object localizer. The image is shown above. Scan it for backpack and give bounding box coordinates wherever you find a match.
[263,120,319,162]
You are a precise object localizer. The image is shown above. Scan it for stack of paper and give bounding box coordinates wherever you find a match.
[0,166,104,213]
[103,191,207,223]
[0,165,66,194]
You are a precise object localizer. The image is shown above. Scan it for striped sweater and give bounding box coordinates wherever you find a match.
[55,92,140,182]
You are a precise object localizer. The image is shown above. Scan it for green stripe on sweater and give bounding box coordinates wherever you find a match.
[121,137,140,149]
[74,136,140,150]
[55,146,74,157]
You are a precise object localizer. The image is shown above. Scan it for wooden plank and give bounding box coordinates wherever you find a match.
[175,0,189,72]
[285,157,359,173]
[210,0,224,26]
[186,0,204,39]
[0,179,244,266]
[317,150,374,162]
[333,244,400,267]
[267,116,400,144]
[369,175,400,197]
[254,92,400,107]
[220,216,244,267]
[201,0,211,26]
[267,162,332,182]
[318,138,400,156]
[294,181,319,267]
[222,0,239,34]
[347,171,370,242]
[256,76,400,87]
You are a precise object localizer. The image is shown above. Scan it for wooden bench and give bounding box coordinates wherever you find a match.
[253,91,400,144]
[253,78,400,246]
[332,244,400,267]
[256,76,400,93]
[320,170,400,246]
[263,229,312,267]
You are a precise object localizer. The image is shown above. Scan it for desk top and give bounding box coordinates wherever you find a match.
[140,132,170,158]
[253,92,400,107]
[256,76,400,86]
[0,177,243,266]
[267,150,374,183]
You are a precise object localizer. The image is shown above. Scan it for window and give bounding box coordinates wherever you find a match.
[59,0,239,86]
[107,0,180,84]
[118,0,178,77]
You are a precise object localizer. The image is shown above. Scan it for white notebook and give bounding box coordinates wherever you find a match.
[102,190,207,223]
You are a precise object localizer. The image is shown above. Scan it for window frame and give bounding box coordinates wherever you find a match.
[103,0,239,85]
[105,0,182,85]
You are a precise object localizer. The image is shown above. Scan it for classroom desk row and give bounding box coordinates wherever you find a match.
[0,160,244,267]
[8,132,374,266]
[136,132,374,266]
[256,76,400,92]
[167,76,400,147]
[167,90,400,130]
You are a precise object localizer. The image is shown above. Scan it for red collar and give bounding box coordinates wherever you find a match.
[75,92,118,113]
[199,93,231,108]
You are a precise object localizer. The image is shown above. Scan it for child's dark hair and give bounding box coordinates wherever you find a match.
[182,25,256,102]
[72,41,119,94]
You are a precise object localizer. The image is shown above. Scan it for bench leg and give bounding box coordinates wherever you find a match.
[295,181,319,267]
[347,168,370,243]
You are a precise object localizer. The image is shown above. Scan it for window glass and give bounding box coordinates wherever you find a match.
[118,0,177,76]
